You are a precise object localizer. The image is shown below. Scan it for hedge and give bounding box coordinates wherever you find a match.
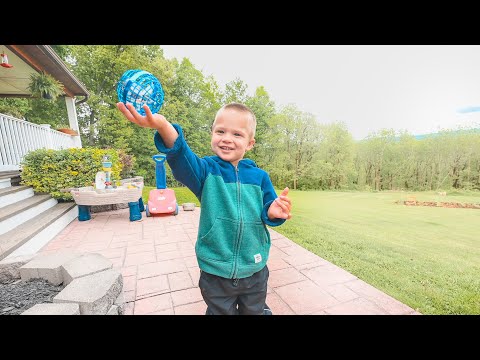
[21,148,123,201]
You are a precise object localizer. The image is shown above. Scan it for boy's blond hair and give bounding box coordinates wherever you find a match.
[213,103,257,139]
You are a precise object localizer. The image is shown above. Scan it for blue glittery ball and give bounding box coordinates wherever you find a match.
[117,69,164,116]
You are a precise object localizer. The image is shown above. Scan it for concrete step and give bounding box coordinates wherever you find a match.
[0,202,77,261]
[0,178,11,189]
[0,194,56,235]
[0,170,21,179]
[0,186,34,209]
[0,170,21,186]
[0,172,80,266]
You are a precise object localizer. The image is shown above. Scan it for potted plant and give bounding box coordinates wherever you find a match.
[56,123,78,135]
[27,71,65,101]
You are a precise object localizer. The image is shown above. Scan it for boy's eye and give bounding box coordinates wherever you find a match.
[234,133,242,137]
[216,130,224,134]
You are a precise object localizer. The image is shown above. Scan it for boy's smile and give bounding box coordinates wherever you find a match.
[211,108,255,166]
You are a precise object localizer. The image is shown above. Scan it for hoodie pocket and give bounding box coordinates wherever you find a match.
[197,217,238,263]
[238,221,269,266]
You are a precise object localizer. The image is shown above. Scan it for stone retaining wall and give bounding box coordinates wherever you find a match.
[0,250,124,315]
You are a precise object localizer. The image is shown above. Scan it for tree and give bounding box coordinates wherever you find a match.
[263,104,320,190]
[360,129,396,190]
[222,78,249,104]
[315,122,355,189]
[170,58,221,157]
[245,86,276,165]
[63,45,178,184]
[0,98,31,119]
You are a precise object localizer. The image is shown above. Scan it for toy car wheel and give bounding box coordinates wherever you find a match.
[174,203,179,216]
[145,205,151,217]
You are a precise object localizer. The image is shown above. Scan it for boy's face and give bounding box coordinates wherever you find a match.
[211,108,255,166]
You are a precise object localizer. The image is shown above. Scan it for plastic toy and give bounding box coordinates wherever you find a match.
[102,155,113,189]
[75,156,145,222]
[116,69,164,116]
[145,154,178,217]
[95,171,106,190]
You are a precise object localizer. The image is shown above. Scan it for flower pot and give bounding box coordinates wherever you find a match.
[182,203,196,211]
[57,128,79,136]
[28,71,64,101]
[42,91,52,100]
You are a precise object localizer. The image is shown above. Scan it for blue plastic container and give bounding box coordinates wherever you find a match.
[117,69,164,116]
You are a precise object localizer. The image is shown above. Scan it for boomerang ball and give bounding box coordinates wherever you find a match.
[117,69,164,116]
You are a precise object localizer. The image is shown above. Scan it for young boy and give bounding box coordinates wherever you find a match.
[117,101,292,315]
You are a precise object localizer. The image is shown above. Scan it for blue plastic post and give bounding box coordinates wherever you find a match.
[78,205,91,221]
[128,201,142,221]
[153,154,167,189]
[138,197,145,212]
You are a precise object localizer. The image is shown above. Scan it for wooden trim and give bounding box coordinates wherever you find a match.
[8,45,43,72]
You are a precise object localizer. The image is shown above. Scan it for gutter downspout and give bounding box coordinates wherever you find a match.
[75,95,89,106]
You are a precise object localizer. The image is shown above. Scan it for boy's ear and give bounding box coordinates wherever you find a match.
[246,138,255,151]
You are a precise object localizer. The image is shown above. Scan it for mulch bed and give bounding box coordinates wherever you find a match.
[0,278,65,315]
[396,200,480,209]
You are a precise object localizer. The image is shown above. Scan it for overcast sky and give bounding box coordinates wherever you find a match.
[160,45,480,140]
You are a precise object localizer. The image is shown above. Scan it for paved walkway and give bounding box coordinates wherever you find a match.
[40,207,420,315]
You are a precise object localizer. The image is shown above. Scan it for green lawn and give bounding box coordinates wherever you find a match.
[142,186,200,207]
[145,186,480,314]
[276,190,480,315]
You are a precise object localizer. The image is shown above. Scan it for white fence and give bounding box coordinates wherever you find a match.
[0,113,78,171]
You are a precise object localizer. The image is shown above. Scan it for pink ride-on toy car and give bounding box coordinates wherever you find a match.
[145,154,179,217]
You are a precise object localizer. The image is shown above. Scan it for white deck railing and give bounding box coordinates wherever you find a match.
[0,113,79,171]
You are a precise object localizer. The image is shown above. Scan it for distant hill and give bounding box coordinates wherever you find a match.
[414,128,480,140]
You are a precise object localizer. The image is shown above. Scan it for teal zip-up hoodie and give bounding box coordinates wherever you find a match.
[154,124,285,279]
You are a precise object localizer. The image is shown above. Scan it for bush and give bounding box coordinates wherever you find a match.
[118,149,135,179]
[21,148,124,201]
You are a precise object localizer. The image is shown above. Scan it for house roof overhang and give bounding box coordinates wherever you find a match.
[0,45,89,101]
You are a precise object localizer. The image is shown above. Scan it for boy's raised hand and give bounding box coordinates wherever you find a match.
[116,102,166,130]
[268,187,292,220]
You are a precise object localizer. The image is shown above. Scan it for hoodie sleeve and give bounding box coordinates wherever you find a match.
[260,171,286,227]
[154,124,208,201]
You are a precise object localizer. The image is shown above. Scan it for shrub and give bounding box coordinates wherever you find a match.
[118,149,135,179]
[21,147,123,201]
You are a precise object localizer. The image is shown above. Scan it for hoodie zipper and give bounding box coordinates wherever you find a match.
[232,164,243,279]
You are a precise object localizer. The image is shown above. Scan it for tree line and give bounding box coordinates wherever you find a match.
[1,45,479,191]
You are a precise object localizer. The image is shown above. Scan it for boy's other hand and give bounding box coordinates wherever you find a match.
[117,102,166,130]
[268,187,292,220]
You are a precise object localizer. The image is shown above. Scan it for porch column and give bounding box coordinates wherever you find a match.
[65,96,82,148]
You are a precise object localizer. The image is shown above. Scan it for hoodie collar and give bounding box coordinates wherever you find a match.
[211,156,257,168]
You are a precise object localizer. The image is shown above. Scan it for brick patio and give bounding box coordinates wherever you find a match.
[39,207,420,315]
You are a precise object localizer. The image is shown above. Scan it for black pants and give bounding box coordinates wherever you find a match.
[199,265,271,315]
